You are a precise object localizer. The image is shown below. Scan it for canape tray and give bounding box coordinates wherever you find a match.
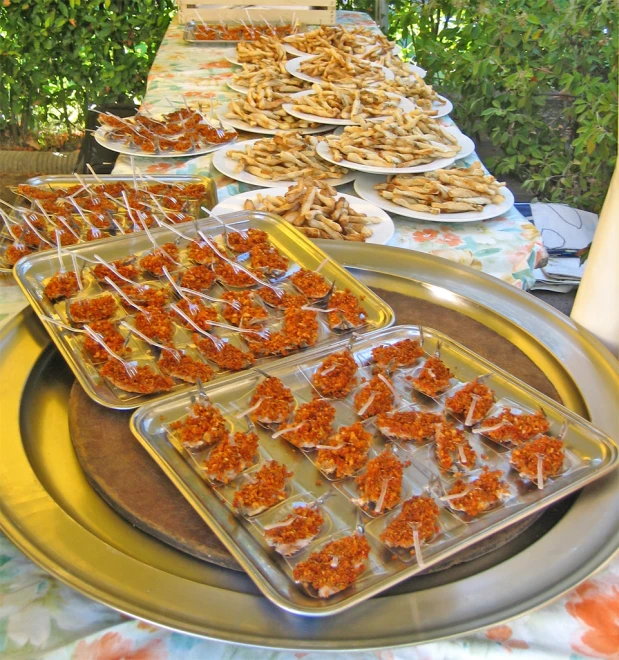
[12,212,394,409]
[1,245,617,648]
[0,174,217,273]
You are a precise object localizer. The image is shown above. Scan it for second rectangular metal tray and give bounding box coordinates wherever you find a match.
[129,324,618,617]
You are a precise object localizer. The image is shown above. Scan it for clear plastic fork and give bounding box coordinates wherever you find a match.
[82,324,138,378]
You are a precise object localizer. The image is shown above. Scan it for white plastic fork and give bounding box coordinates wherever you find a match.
[82,324,138,378]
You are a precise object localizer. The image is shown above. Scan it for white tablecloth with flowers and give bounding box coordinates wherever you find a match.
[2,11,617,660]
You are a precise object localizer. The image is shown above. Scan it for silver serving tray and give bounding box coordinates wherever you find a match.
[130,324,618,617]
[0,174,217,273]
[183,20,305,44]
[12,212,394,409]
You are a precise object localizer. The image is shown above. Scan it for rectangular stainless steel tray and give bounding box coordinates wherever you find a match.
[130,324,618,616]
[13,211,394,409]
[0,174,217,273]
[183,20,307,44]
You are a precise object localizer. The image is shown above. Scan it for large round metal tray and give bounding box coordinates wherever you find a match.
[0,244,617,651]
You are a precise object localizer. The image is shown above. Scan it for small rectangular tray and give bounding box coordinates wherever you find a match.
[182,20,307,44]
[13,211,394,409]
[0,174,217,273]
[130,325,618,616]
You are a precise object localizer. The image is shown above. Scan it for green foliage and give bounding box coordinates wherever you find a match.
[388,0,617,212]
[0,0,175,147]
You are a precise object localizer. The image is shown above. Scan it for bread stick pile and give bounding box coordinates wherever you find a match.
[375,162,506,213]
[227,134,349,181]
[231,62,311,93]
[291,83,401,122]
[236,35,286,63]
[325,110,461,168]
[299,48,387,86]
[226,84,319,131]
[284,25,393,59]
[243,179,382,241]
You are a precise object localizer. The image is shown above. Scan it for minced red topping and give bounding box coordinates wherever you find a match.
[292,534,370,598]
[355,450,403,514]
[376,410,442,443]
[408,356,453,397]
[173,297,219,331]
[121,284,171,308]
[316,422,373,479]
[214,261,256,287]
[480,408,550,445]
[158,350,214,384]
[99,359,174,394]
[44,271,79,300]
[379,496,440,553]
[257,287,307,309]
[290,269,331,299]
[139,243,180,276]
[221,290,268,327]
[278,399,336,448]
[92,259,140,284]
[510,435,565,480]
[193,334,254,371]
[447,467,509,517]
[68,294,118,324]
[263,506,324,555]
[83,320,128,361]
[232,461,292,514]
[445,379,495,424]
[203,431,260,483]
[312,350,358,398]
[180,264,216,292]
[134,307,175,343]
[435,421,477,471]
[327,290,366,330]
[354,375,395,419]
[249,243,289,274]
[249,376,295,425]
[227,228,269,253]
[186,240,219,266]
[5,243,33,265]
[372,339,424,373]
[170,402,228,450]
[281,308,319,349]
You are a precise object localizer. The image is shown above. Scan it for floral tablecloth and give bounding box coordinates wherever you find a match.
[112,12,548,291]
[1,11,617,660]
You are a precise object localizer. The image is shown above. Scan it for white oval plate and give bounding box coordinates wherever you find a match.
[94,126,237,159]
[282,90,415,126]
[211,187,395,244]
[316,125,475,174]
[216,102,335,135]
[227,80,249,94]
[211,138,357,187]
[353,171,515,222]
[285,56,394,85]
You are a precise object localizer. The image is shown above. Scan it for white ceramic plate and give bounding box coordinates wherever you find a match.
[285,56,394,85]
[210,187,395,244]
[227,80,250,94]
[316,125,475,174]
[432,95,453,118]
[216,102,334,135]
[282,90,415,126]
[211,138,357,187]
[93,126,237,159]
[353,171,515,222]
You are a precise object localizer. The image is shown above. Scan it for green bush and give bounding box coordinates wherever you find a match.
[389,0,617,212]
[0,0,175,147]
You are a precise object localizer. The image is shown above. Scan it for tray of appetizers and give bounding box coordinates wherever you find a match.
[12,211,394,409]
[182,21,303,44]
[0,174,217,272]
[130,324,618,616]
